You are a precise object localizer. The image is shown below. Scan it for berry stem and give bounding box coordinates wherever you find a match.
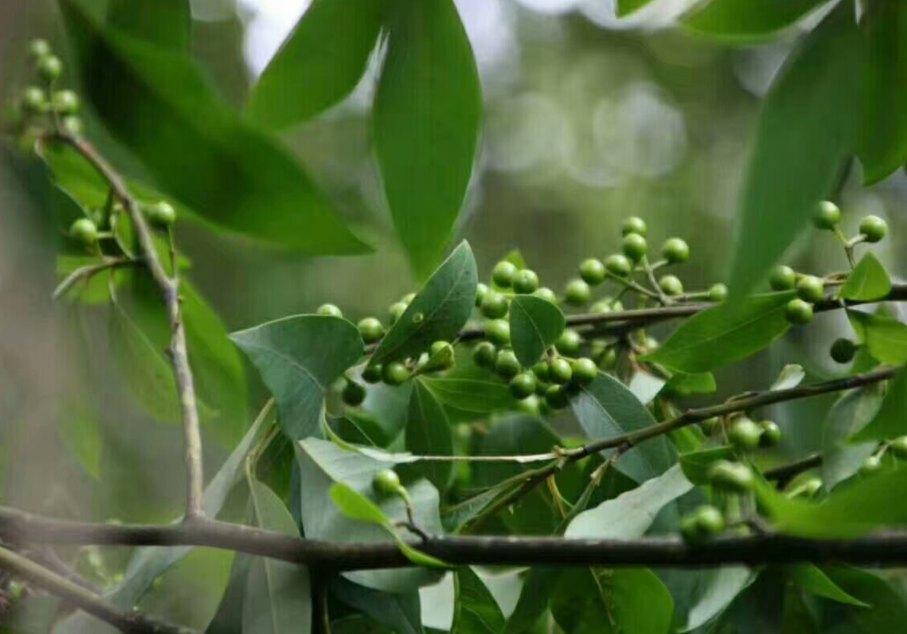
[641,255,670,305]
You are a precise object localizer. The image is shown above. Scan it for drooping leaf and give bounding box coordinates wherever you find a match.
[249,0,387,128]
[849,370,907,442]
[822,387,884,489]
[820,567,907,632]
[508,295,565,367]
[788,565,868,607]
[370,242,477,366]
[679,447,736,485]
[682,0,833,41]
[374,0,482,277]
[406,380,453,491]
[644,293,795,373]
[330,578,423,634]
[771,364,806,391]
[106,0,190,51]
[451,568,505,634]
[59,0,368,254]
[681,568,756,632]
[231,316,364,439]
[727,5,866,294]
[617,0,657,17]
[418,377,517,414]
[839,252,892,302]
[847,310,907,365]
[610,568,674,634]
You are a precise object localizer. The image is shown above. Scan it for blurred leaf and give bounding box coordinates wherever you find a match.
[840,253,892,301]
[822,387,884,489]
[508,295,565,367]
[565,464,692,539]
[821,567,907,632]
[644,293,794,373]
[419,377,517,414]
[682,0,832,40]
[610,568,674,634]
[679,447,735,485]
[781,585,820,634]
[628,371,666,406]
[249,0,387,128]
[406,380,453,491]
[727,5,865,294]
[571,374,675,483]
[847,310,907,365]
[451,568,505,634]
[1,597,60,634]
[331,578,423,634]
[858,1,907,184]
[243,479,312,634]
[549,569,615,634]
[682,568,755,632]
[371,242,477,366]
[788,565,868,607]
[771,364,806,391]
[850,370,907,442]
[106,0,190,51]
[617,0,656,17]
[502,570,559,634]
[59,0,368,254]
[374,0,482,277]
[206,553,251,634]
[231,315,364,439]
[664,372,716,396]
[59,393,102,479]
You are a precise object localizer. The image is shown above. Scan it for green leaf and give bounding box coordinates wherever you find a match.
[788,565,868,607]
[374,0,482,277]
[822,387,884,489]
[106,0,190,51]
[249,0,387,128]
[451,568,505,634]
[682,568,755,632]
[231,315,364,439]
[502,570,559,634]
[565,464,692,539]
[371,242,477,366]
[418,377,517,414]
[727,5,866,294]
[610,568,674,634]
[628,371,666,406]
[206,552,250,634]
[571,374,675,483]
[549,569,615,634]
[682,0,832,41]
[847,310,907,365]
[508,295,565,367]
[839,253,892,301]
[58,393,102,480]
[644,293,795,373]
[59,0,368,254]
[663,372,716,396]
[821,567,907,632]
[771,364,806,391]
[617,0,656,17]
[330,578,423,634]
[850,370,907,442]
[406,381,453,491]
[679,447,736,485]
[244,479,312,634]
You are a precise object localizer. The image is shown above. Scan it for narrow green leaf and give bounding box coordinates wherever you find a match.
[617,0,657,17]
[419,377,516,414]
[682,0,832,41]
[508,295,565,367]
[59,394,102,480]
[628,371,666,406]
[451,568,505,634]
[371,242,477,366]
[374,0,482,277]
[644,293,795,373]
[682,568,755,632]
[330,578,423,634]
[231,315,364,439]
[502,570,559,634]
[771,364,806,391]
[249,0,387,128]
[106,0,190,51]
[840,253,892,301]
[206,552,251,634]
[822,387,884,489]
[847,310,907,365]
[406,381,453,491]
[850,370,907,442]
[788,565,869,607]
[728,5,866,294]
[680,447,735,485]
[549,569,616,634]
[611,568,674,634]
[59,0,369,254]
[822,567,907,632]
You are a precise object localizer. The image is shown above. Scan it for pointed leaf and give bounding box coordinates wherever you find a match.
[106,0,190,51]
[682,0,832,41]
[508,295,565,367]
[788,565,868,607]
[617,0,657,17]
[682,568,755,632]
[822,387,884,489]
[331,578,423,634]
[451,568,505,634]
[611,568,674,634]
[771,364,806,391]
[406,381,453,491]
[847,310,907,365]
[840,253,892,302]
[850,370,907,442]
[419,377,516,414]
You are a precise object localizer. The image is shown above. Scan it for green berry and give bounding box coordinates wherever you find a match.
[796,275,824,302]
[513,269,540,294]
[382,361,409,386]
[564,278,591,306]
[658,275,684,297]
[362,364,382,384]
[401,293,416,304]
[785,299,814,325]
[52,89,79,114]
[662,238,689,264]
[342,380,367,406]
[621,216,647,237]
[830,338,857,364]
[372,469,402,496]
[486,319,511,346]
[510,373,537,400]
[545,384,570,409]
[769,265,797,291]
[700,416,720,434]
[708,460,755,493]
[680,514,705,543]
[480,292,509,319]
[728,418,762,451]
[548,358,573,385]
[860,215,888,243]
[492,261,518,288]
[695,505,726,535]
[590,300,612,314]
[473,342,497,369]
[475,283,489,307]
[388,301,408,324]
[28,39,51,59]
[571,358,597,385]
[358,317,385,344]
[426,341,455,371]
[890,436,907,459]
[813,201,841,230]
[860,454,883,476]
[708,283,728,303]
[146,201,176,227]
[579,258,606,286]
[532,287,558,304]
[69,218,98,246]
[37,54,63,81]
[555,329,582,355]
[759,421,781,447]
[21,86,45,112]
[317,303,343,318]
[494,350,521,378]
[516,394,542,417]
[621,233,648,262]
[532,361,550,383]
[61,115,84,135]
[605,254,632,277]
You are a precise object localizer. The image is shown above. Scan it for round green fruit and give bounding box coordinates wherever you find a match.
[707,460,755,493]
[37,54,63,81]
[571,357,598,384]
[28,39,51,59]
[316,303,343,318]
[486,319,511,346]
[362,364,383,384]
[382,362,410,386]
[729,418,763,451]
[358,317,385,344]
[492,261,518,288]
[475,283,489,307]
[662,237,689,264]
[555,329,582,355]
[658,275,684,297]
[510,373,537,400]
[759,421,782,447]
[388,301,408,324]
[69,218,98,246]
[494,350,521,378]
[341,381,367,406]
[21,86,45,112]
[473,342,497,369]
[52,89,79,114]
[532,361,550,383]
[564,278,591,306]
[890,436,907,459]
[708,283,728,303]
[146,201,176,227]
[545,384,570,409]
[605,254,632,277]
[621,216,647,237]
[769,265,797,291]
[513,269,540,294]
[579,258,606,286]
[785,299,814,325]
[813,201,841,230]
[480,292,509,319]
[830,338,857,364]
[860,215,888,243]
[548,358,573,385]
[61,115,84,135]
[532,287,558,304]
[695,505,726,535]
[860,454,883,476]
[796,275,825,302]
[621,233,648,263]
[372,469,402,496]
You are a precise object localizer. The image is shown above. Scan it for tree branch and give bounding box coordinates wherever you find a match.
[53,256,137,300]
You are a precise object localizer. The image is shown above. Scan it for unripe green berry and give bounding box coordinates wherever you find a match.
[555,329,582,355]
[37,54,63,81]
[401,293,416,304]
[61,115,84,135]
[728,417,762,451]
[388,301,408,324]
[532,361,550,383]
[796,275,824,302]
[548,358,573,385]
[708,283,728,303]
[317,303,343,318]
[605,254,632,277]
[21,86,45,112]
[480,292,509,319]
[813,201,841,230]
[52,89,79,114]
[69,218,98,246]
[695,505,726,535]
[700,416,720,434]
[516,394,542,417]
[662,237,689,264]
[621,216,647,237]
[362,364,383,384]
[679,514,705,543]
[494,349,521,378]
[545,384,569,409]
[890,436,907,459]
[830,338,858,364]
[708,460,755,493]
[486,319,511,346]
[473,342,497,369]
[785,299,814,325]
[28,39,51,59]
[579,258,606,286]
[513,269,540,294]
[769,265,797,291]
[342,380,367,406]
[590,300,612,314]
[426,341,455,371]
[382,361,409,386]
[146,201,176,227]
[532,287,558,304]
[860,215,888,243]
[358,317,385,343]
[571,358,597,385]
[372,469,402,496]
[621,233,648,262]
[658,275,684,297]
[759,421,781,447]
[492,261,518,288]
[475,283,489,308]
[860,454,883,476]
[510,373,537,400]
[564,278,591,306]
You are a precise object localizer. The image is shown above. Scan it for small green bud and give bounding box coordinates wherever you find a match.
[317,303,343,318]
[37,54,63,81]
[708,283,728,303]
[621,233,648,262]
[564,278,591,306]
[61,115,84,135]
[28,39,52,59]
[69,218,98,246]
[658,275,684,297]
[604,254,632,277]
[860,454,883,476]
[146,201,176,227]
[52,89,79,114]
[21,86,45,112]
[372,469,402,496]
[662,237,689,264]
[579,258,606,286]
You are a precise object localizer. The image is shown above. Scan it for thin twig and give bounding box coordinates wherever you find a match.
[763,454,823,487]
[53,257,137,300]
